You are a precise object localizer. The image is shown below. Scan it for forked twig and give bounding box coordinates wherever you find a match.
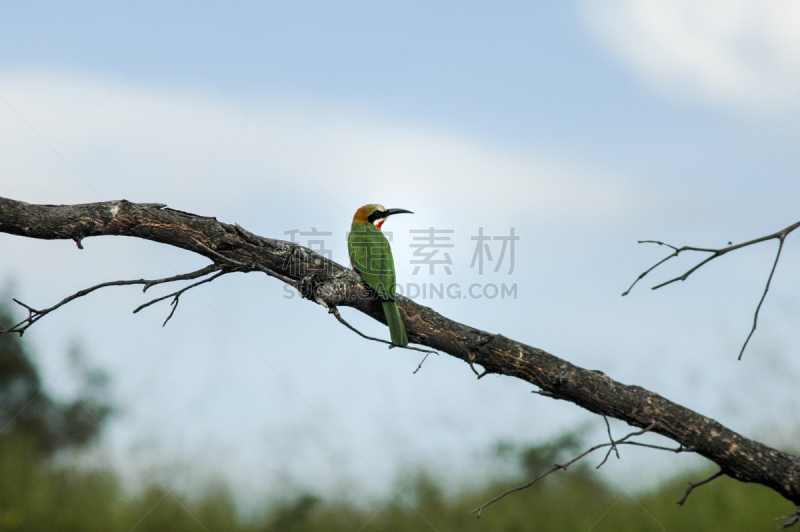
[676,469,724,507]
[133,270,227,326]
[0,264,222,336]
[596,416,621,468]
[328,307,438,371]
[191,238,298,286]
[623,220,800,359]
[473,422,670,517]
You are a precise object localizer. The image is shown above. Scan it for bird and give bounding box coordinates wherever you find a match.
[348,204,413,347]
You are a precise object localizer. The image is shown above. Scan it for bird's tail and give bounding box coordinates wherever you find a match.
[382,300,408,347]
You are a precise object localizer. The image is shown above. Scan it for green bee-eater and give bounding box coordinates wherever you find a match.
[348,204,413,347]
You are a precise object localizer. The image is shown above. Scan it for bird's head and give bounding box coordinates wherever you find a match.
[353,204,413,230]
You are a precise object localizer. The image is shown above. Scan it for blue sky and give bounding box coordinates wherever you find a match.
[2,0,800,510]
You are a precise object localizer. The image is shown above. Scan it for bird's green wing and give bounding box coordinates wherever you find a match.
[348,222,396,300]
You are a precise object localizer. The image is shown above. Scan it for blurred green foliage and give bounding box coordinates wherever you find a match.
[1,436,795,532]
[0,305,111,456]
[0,303,796,531]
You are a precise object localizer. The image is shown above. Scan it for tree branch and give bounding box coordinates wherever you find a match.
[328,306,438,360]
[676,469,724,507]
[622,220,800,359]
[474,422,666,517]
[2,197,800,518]
[738,237,784,360]
[133,269,228,326]
[0,264,223,335]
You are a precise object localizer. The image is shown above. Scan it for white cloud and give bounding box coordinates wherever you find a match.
[584,0,800,115]
[0,74,647,228]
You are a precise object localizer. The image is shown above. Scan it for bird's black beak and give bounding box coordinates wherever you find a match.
[383,208,413,217]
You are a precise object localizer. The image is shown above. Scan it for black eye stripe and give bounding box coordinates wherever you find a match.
[367,210,386,223]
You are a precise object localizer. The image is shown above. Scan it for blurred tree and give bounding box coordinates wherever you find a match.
[518,426,588,478]
[261,494,320,532]
[0,302,112,455]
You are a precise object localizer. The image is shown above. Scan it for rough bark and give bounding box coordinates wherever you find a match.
[1,196,799,507]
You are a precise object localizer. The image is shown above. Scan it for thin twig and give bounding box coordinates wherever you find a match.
[191,237,298,287]
[676,470,724,507]
[0,265,221,336]
[621,247,681,296]
[624,220,800,295]
[738,238,784,360]
[620,441,691,453]
[329,306,437,357]
[473,422,658,517]
[596,416,620,468]
[133,270,227,326]
[465,361,490,379]
[413,352,434,374]
[623,220,800,359]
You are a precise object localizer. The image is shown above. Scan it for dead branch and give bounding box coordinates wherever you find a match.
[0,264,223,335]
[676,469,724,507]
[412,351,436,374]
[622,219,800,359]
[738,237,783,359]
[330,306,441,374]
[2,197,800,520]
[473,423,665,517]
[328,306,438,358]
[133,269,228,326]
[597,415,620,468]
